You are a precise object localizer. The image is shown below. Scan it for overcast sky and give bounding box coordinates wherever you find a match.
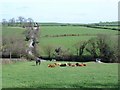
[0,0,119,23]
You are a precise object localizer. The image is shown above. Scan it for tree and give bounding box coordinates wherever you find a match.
[8,18,15,26]
[86,38,98,58]
[85,34,119,63]
[96,34,119,62]
[2,36,27,58]
[27,18,34,24]
[18,16,26,27]
[44,45,54,59]
[2,19,7,26]
[54,47,72,61]
[74,41,87,60]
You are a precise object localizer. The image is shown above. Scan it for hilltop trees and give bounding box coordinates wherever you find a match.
[2,16,34,27]
[2,19,7,26]
[8,18,16,26]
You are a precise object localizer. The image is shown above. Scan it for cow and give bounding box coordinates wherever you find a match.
[48,64,56,68]
[35,57,41,65]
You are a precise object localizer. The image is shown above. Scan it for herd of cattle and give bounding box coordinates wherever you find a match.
[48,62,87,68]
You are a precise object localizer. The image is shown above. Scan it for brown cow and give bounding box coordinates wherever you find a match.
[48,64,56,68]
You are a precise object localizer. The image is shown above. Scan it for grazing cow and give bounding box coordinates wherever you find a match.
[76,63,87,67]
[83,64,86,66]
[77,63,83,66]
[48,64,56,68]
[36,57,41,65]
[67,63,72,66]
[54,63,61,66]
[60,64,67,67]
[71,64,76,67]
[76,63,79,66]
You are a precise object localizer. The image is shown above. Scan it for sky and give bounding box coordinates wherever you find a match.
[0,0,119,23]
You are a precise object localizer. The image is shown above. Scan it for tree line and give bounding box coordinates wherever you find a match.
[1,34,119,63]
[2,16,34,27]
[38,34,119,63]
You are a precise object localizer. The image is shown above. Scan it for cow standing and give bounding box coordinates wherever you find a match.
[36,57,41,65]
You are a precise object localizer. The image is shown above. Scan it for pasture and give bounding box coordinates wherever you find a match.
[2,25,119,88]
[2,26,119,56]
[2,61,118,88]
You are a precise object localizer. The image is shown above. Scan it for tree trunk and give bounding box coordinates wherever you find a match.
[10,52,11,60]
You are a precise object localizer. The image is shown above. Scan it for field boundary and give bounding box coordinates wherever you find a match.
[43,34,117,38]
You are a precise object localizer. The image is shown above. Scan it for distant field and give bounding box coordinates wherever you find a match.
[96,26,119,29]
[2,26,119,56]
[40,26,118,37]
[2,61,118,88]
[2,27,25,37]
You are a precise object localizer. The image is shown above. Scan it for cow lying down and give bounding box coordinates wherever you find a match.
[48,63,86,68]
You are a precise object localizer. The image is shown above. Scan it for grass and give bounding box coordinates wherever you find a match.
[2,61,118,88]
[2,26,25,37]
[40,26,118,37]
[2,26,119,56]
[2,26,119,88]
[39,26,118,55]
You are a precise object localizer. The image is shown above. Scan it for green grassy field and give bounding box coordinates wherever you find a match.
[40,26,118,36]
[2,26,118,56]
[2,26,119,88]
[2,27,25,37]
[2,61,118,88]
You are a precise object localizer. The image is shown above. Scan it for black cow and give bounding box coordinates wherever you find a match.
[36,57,41,65]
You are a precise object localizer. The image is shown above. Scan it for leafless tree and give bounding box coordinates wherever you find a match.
[2,19,7,26]
[18,16,26,26]
[8,18,15,26]
[27,18,34,24]
[2,36,26,59]
[44,45,54,59]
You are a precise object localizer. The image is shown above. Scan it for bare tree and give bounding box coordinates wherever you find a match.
[2,19,7,26]
[18,16,26,26]
[8,18,15,26]
[2,36,27,59]
[27,18,34,24]
[44,45,54,59]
